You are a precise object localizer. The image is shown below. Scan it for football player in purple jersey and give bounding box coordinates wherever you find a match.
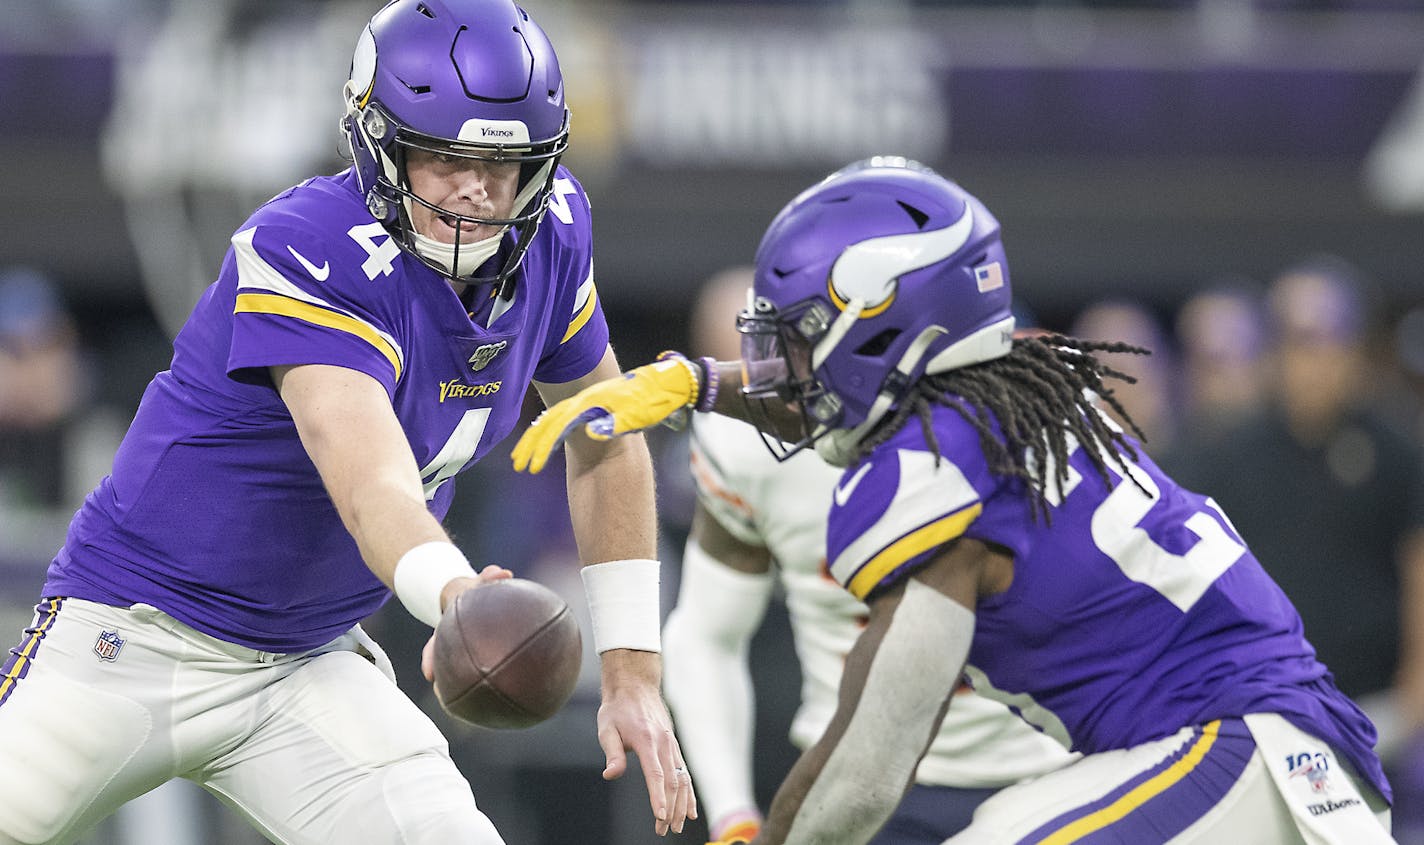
[514,158,1396,844]
[0,2,695,843]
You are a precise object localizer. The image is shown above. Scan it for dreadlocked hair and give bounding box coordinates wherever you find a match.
[855,334,1151,522]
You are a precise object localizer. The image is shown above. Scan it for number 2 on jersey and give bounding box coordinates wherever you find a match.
[1057,444,1245,612]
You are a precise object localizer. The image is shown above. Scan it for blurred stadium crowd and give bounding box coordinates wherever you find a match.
[4,0,1424,843]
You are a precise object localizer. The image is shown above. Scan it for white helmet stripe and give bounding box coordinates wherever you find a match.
[828,204,975,309]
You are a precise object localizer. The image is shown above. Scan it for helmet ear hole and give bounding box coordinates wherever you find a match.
[856,328,901,358]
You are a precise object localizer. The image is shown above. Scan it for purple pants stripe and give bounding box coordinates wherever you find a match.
[1018,719,1256,845]
[0,597,64,707]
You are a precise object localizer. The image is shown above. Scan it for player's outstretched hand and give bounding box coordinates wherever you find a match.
[511,352,704,474]
[420,564,513,687]
[596,649,698,836]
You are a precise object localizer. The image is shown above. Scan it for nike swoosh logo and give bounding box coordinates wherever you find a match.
[287,245,330,281]
[833,462,873,507]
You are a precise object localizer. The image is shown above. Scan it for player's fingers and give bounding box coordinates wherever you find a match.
[420,634,436,684]
[509,425,548,474]
[596,721,629,782]
[512,406,607,473]
[641,729,685,835]
[621,728,675,834]
[510,407,573,474]
[475,564,513,582]
[669,759,693,834]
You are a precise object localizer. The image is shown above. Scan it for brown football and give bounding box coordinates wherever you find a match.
[432,578,583,730]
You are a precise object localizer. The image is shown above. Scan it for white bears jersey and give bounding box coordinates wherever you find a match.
[688,412,1074,788]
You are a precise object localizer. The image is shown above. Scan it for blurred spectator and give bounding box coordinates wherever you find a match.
[691,266,753,363]
[1163,278,1268,460]
[1068,298,1178,452]
[1384,304,1424,444]
[1168,259,1424,843]
[0,267,86,511]
[1168,256,1424,754]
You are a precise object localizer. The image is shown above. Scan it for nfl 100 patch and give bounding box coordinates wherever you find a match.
[93,629,126,661]
[469,340,508,372]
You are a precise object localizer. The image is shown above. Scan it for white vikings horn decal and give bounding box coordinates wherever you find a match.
[827,204,975,317]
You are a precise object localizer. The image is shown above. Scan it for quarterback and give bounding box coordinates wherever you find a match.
[0,1,693,843]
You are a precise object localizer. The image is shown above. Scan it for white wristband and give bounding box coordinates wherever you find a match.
[580,558,661,653]
[393,541,477,628]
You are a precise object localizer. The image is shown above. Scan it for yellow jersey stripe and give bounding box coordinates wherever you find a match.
[847,503,982,599]
[561,283,598,344]
[1038,721,1222,845]
[235,292,402,380]
[0,598,62,702]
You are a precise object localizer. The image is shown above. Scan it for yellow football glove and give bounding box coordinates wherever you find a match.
[511,351,708,474]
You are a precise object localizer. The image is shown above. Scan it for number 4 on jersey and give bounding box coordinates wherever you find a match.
[419,408,492,500]
[348,221,402,280]
[545,178,579,225]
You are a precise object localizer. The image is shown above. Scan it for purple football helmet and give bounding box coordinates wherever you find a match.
[343,0,570,294]
[738,157,1015,464]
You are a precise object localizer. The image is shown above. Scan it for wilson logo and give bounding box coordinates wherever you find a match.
[439,379,501,403]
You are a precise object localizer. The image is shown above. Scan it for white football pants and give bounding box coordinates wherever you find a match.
[0,598,503,845]
[949,713,1394,845]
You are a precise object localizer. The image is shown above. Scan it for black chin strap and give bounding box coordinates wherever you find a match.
[497,275,516,301]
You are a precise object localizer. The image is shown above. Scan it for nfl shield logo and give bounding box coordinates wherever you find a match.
[1289,755,1332,794]
[93,629,125,662]
[468,341,507,372]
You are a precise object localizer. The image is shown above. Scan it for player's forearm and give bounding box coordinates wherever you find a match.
[663,603,759,825]
[598,646,661,692]
[707,360,804,443]
[564,429,657,563]
[758,579,971,844]
[706,360,753,425]
[276,362,453,590]
[754,689,911,845]
[565,426,664,665]
[342,480,451,588]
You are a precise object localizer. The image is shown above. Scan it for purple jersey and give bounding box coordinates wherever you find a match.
[825,403,1390,801]
[44,167,608,652]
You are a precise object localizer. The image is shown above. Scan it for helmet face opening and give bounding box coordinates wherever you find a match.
[343,0,571,293]
[737,297,843,462]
